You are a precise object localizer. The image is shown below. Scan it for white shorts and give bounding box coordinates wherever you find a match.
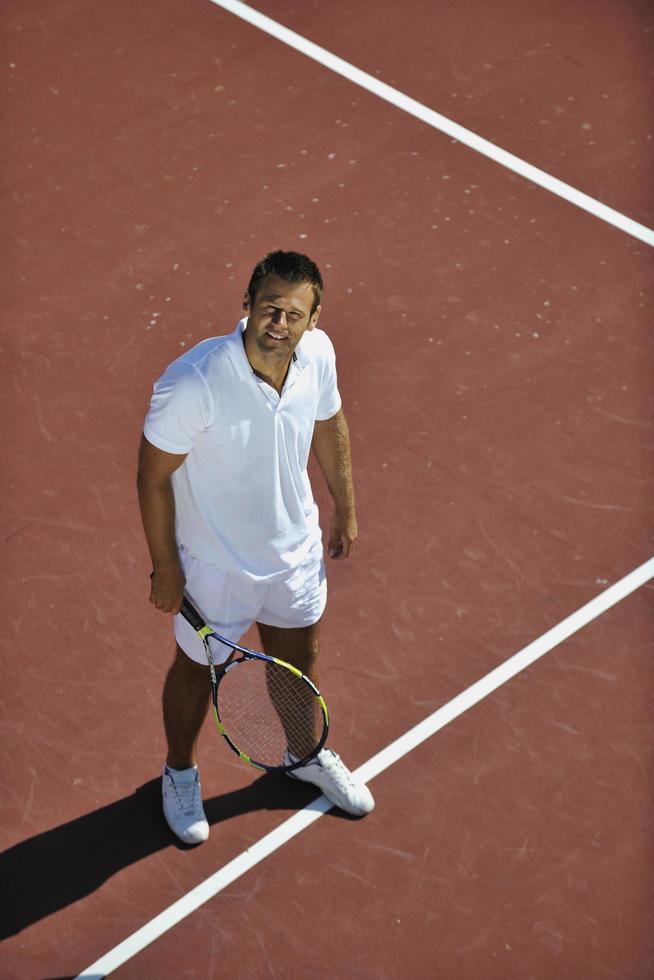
[174,544,327,665]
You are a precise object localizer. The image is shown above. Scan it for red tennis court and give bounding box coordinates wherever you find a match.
[2,1,653,977]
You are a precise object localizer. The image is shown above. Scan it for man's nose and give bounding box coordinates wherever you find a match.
[273,309,287,326]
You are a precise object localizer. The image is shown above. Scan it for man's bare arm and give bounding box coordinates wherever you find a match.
[311,408,358,560]
[136,434,188,612]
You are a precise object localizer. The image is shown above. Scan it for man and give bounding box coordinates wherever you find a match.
[137,250,374,844]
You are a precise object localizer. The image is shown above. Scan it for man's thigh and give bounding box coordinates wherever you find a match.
[257,621,321,680]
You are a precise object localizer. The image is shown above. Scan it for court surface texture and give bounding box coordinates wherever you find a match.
[1,1,653,977]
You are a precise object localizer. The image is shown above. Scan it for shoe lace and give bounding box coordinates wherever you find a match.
[174,778,200,816]
[321,750,357,790]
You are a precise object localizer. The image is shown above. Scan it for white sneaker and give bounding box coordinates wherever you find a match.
[162,765,209,845]
[285,749,375,817]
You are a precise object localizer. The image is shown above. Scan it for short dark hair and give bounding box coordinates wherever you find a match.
[246,250,324,315]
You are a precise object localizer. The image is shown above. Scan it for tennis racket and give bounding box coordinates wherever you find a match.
[179,596,329,773]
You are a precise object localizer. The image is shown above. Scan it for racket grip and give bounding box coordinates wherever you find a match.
[179,596,205,631]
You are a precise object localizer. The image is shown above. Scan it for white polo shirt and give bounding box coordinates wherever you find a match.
[143,318,342,581]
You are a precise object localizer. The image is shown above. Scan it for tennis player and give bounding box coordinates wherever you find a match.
[137,250,374,844]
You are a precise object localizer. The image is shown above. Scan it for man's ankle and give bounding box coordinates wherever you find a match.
[166,758,197,771]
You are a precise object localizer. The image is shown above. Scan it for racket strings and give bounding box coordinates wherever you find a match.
[217,659,324,767]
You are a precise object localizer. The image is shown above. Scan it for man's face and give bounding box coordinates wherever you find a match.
[245,275,321,362]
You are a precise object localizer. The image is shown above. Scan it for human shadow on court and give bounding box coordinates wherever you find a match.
[0,774,349,939]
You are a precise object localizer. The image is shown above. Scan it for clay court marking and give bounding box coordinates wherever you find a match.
[78,556,654,977]
[208,0,654,247]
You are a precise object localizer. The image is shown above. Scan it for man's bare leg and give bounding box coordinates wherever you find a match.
[257,620,321,759]
[257,619,374,815]
[163,644,211,770]
[257,620,321,685]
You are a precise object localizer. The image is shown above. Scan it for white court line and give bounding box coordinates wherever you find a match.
[207,0,654,248]
[77,556,654,978]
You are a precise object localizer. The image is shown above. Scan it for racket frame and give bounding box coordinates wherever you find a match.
[179,596,329,773]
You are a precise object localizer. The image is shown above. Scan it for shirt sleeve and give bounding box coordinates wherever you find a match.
[143,360,213,454]
[315,332,342,421]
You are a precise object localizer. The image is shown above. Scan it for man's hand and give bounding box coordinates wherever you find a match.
[150,564,186,614]
[328,509,358,560]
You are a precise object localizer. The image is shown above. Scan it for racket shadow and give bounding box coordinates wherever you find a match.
[0,772,349,940]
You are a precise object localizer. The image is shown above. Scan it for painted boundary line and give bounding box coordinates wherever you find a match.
[77,556,654,978]
[207,0,654,247]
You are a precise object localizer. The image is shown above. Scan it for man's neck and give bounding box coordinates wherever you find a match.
[242,330,291,395]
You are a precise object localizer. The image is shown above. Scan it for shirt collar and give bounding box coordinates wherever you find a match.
[293,332,310,369]
[226,318,255,380]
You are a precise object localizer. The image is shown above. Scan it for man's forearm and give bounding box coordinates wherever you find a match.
[137,472,186,611]
[137,474,180,572]
[312,409,358,559]
[312,409,356,514]
[137,435,188,611]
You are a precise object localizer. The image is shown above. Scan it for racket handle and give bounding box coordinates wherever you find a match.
[179,596,205,631]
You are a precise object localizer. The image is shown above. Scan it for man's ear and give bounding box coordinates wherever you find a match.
[242,290,250,311]
[309,304,321,330]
